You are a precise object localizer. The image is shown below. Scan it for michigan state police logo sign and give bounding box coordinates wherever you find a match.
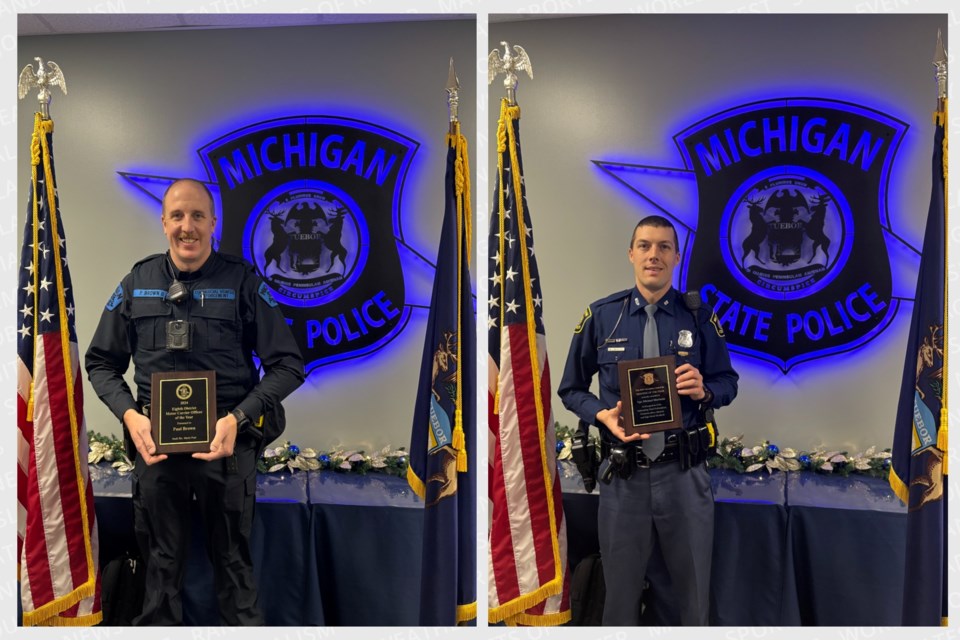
[120,116,418,373]
[596,98,912,372]
[202,116,416,371]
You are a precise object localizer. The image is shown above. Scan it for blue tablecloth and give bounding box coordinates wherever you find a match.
[559,462,906,626]
[782,472,906,625]
[91,466,422,626]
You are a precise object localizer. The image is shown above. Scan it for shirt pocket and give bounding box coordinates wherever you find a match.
[597,345,639,394]
[191,301,239,351]
[672,325,703,370]
[130,299,171,350]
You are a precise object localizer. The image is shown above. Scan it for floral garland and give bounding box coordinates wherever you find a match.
[708,434,891,479]
[553,424,892,479]
[88,431,408,478]
[88,431,134,473]
[257,441,408,477]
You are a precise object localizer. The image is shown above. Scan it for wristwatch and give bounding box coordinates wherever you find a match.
[699,385,714,407]
[231,408,252,431]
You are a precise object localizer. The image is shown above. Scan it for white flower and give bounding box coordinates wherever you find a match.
[268,463,286,472]
[829,454,847,463]
[339,461,352,470]
[112,459,134,474]
[821,462,834,472]
[371,459,387,468]
[348,453,365,462]
[557,441,573,461]
[780,448,797,459]
[301,448,318,458]
[89,441,112,464]
[782,458,802,471]
[745,463,764,473]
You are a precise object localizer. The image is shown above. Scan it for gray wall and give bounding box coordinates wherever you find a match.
[18,18,476,452]
[489,14,947,453]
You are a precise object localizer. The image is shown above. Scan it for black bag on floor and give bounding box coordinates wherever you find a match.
[570,553,605,626]
[100,550,146,625]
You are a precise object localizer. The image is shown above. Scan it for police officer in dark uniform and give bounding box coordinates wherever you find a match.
[558,215,738,625]
[85,178,304,625]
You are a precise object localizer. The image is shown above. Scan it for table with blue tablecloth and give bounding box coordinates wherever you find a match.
[91,465,423,626]
[559,462,906,626]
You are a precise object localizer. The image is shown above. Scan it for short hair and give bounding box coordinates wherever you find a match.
[161,178,216,218]
[630,215,680,253]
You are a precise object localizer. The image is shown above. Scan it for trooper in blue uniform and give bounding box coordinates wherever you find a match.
[558,215,738,625]
[85,179,304,625]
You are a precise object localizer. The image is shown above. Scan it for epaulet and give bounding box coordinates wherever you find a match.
[218,252,257,272]
[593,289,632,308]
[132,253,164,269]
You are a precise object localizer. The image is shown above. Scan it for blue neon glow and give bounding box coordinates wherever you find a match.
[241,179,371,308]
[723,299,900,373]
[715,165,855,301]
[303,305,413,375]
[118,111,446,375]
[593,96,919,372]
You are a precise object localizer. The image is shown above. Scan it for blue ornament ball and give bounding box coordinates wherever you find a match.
[798,454,811,466]
[556,441,565,454]
[319,454,330,463]
[766,444,780,455]
[882,458,890,468]
[289,444,300,456]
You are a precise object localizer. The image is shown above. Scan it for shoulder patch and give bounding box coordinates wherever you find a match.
[258,282,278,308]
[574,306,592,334]
[709,311,725,338]
[105,284,124,311]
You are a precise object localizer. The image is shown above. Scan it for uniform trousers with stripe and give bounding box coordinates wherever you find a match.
[598,460,714,625]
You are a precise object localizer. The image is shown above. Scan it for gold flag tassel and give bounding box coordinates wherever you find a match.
[448,121,471,473]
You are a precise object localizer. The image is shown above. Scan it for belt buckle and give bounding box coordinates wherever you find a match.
[636,448,652,469]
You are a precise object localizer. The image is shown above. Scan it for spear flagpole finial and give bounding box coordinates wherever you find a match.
[446,57,460,133]
[934,28,947,104]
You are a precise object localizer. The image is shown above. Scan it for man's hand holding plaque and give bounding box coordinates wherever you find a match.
[617,356,683,436]
[150,371,216,454]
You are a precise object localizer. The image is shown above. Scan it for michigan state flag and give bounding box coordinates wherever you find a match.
[889,105,947,626]
[406,122,476,624]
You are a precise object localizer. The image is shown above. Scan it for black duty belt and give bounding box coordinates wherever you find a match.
[602,435,681,467]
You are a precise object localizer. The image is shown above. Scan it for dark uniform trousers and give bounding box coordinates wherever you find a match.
[132,434,261,626]
[86,251,305,626]
[558,286,738,627]
[598,461,714,626]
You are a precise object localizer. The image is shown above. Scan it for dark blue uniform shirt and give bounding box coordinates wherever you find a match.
[558,286,738,445]
[85,251,304,425]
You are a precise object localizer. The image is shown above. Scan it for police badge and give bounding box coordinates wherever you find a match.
[678,330,694,349]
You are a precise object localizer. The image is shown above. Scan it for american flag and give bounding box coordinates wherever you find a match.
[17,114,101,626]
[487,99,570,625]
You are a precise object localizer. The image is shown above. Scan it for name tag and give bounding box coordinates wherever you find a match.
[607,347,625,352]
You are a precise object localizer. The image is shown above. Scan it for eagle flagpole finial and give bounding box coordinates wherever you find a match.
[18,57,67,120]
[446,57,460,134]
[488,41,533,106]
[933,29,947,106]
